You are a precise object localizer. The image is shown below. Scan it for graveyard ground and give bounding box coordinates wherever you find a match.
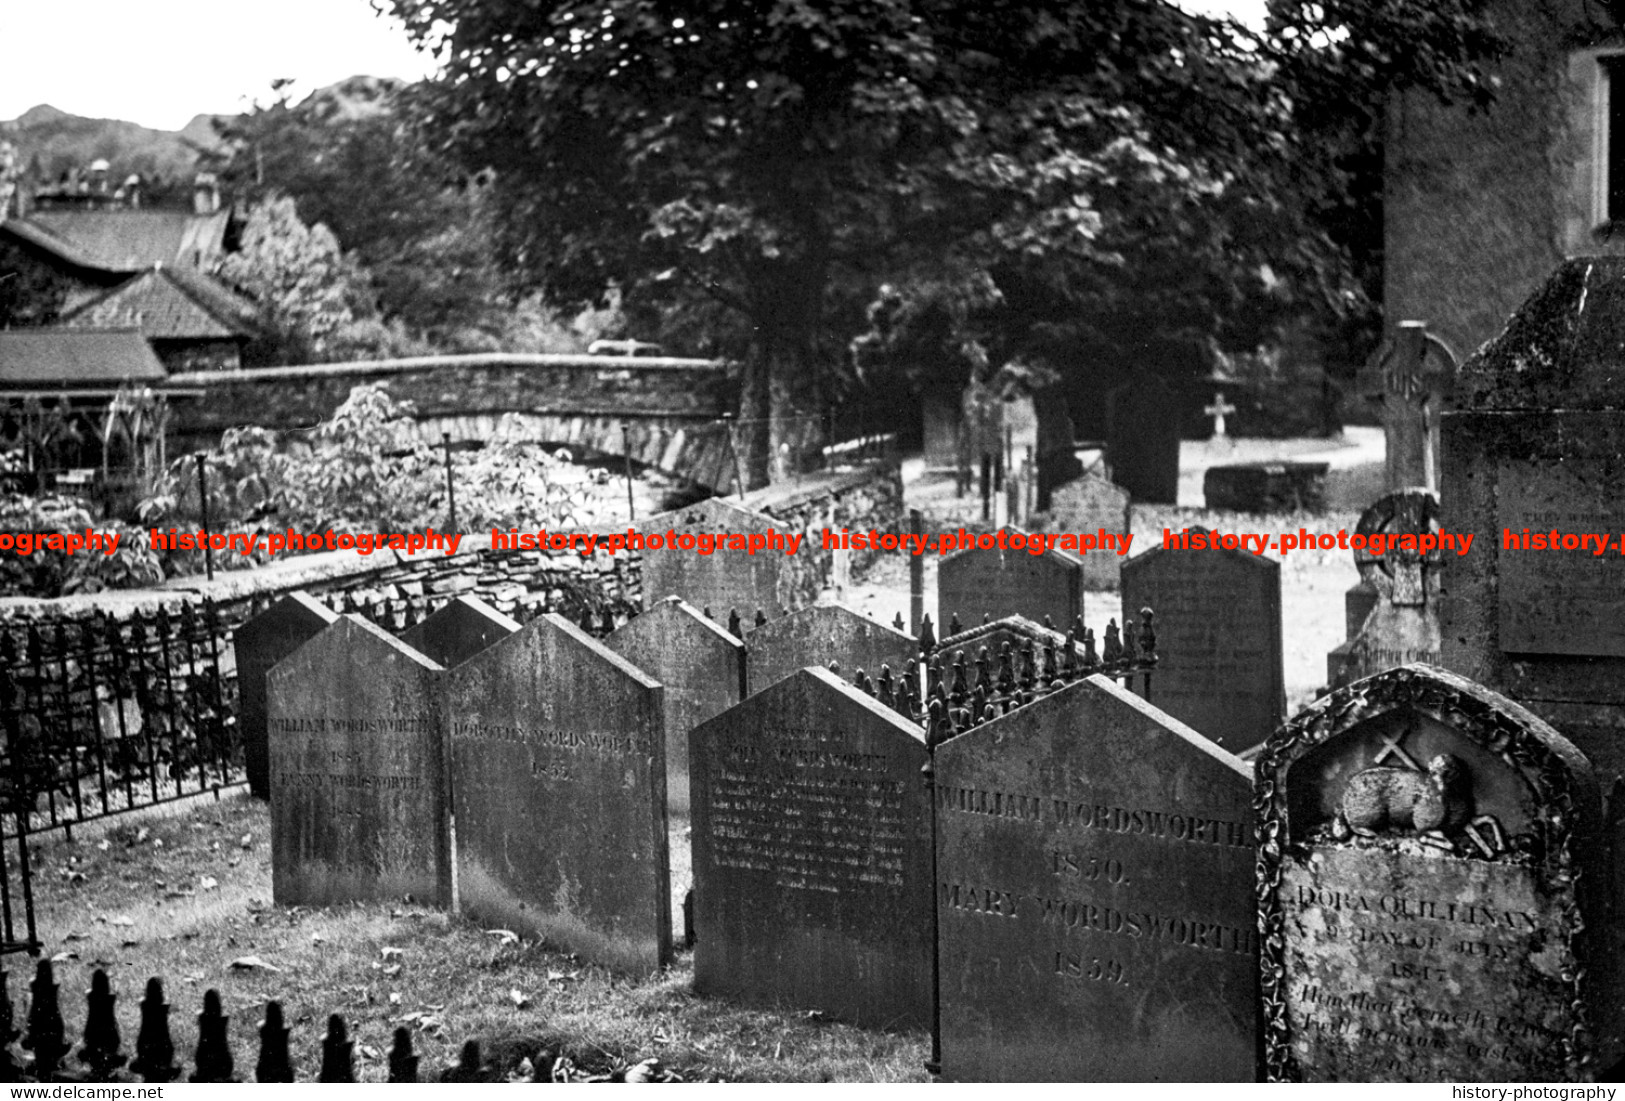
[22,796,929,1082]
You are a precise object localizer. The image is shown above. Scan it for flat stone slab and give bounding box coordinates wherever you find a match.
[1203,462,1328,513]
[935,675,1257,1081]
[448,613,670,974]
[266,615,451,907]
[690,667,932,1029]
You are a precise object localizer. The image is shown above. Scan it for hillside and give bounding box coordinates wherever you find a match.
[1,103,227,185]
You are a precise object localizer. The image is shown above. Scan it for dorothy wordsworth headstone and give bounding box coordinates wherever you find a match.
[1256,664,1622,1081]
[266,615,451,907]
[605,596,746,815]
[690,667,932,1029]
[447,613,669,973]
[935,675,1257,1081]
[234,592,339,799]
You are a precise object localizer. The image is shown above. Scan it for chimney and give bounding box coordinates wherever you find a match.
[193,171,220,215]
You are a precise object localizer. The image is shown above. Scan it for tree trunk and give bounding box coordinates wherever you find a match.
[737,347,772,492]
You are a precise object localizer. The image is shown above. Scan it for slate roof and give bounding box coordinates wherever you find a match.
[15,210,231,272]
[0,217,116,275]
[59,263,260,341]
[0,329,167,386]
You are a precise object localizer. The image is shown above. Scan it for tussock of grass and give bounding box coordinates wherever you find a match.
[11,796,927,1082]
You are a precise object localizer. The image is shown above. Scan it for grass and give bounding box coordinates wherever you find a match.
[11,796,928,1082]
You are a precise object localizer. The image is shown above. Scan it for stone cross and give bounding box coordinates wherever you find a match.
[1204,390,1236,439]
[1358,320,1458,493]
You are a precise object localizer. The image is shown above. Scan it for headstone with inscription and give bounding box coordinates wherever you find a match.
[1358,321,1457,495]
[1256,664,1622,1081]
[938,534,1083,631]
[1120,529,1283,751]
[690,667,932,1029]
[234,592,340,799]
[744,603,917,697]
[447,613,669,973]
[1328,489,1443,688]
[935,674,1257,1081]
[639,497,805,619]
[1044,473,1132,591]
[400,595,520,670]
[1443,257,1625,785]
[266,615,451,907]
[605,596,746,816]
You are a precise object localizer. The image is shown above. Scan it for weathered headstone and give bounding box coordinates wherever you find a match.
[936,675,1257,1081]
[639,497,803,619]
[1328,489,1444,688]
[447,613,669,973]
[1121,529,1283,751]
[400,595,520,670]
[1359,320,1457,494]
[690,667,932,1029]
[233,592,339,799]
[266,615,451,906]
[1444,260,1625,777]
[938,533,1083,631]
[605,596,746,815]
[1256,664,1622,1081]
[745,603,916,697]
[1107,375,1181,505]
[1044,473,1131,591]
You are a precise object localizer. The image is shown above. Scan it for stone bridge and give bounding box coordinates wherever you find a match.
[165,353,744,491]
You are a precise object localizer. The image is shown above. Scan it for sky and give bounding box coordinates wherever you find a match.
[0,0,1269,132]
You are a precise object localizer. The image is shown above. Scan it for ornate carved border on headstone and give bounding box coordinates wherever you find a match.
[1255,664,1603,1081]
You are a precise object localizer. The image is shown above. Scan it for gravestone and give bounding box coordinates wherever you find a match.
[1358,321,1457,494]
[266,615,451,907]
[1045,473,1131,591]
[1107,375,1180,505]
[400,595,520,670]
[935,675,1257,1081]
[605,596,746,815]
[639,497,803,619]
[744,603,916,697]
[1256,664,1622,1081]
[938,533,1083,631]
[1328,489,1443,688]
[233,592,339,799]
[1441,258,1625,782]
[690,667,932,1029]
[447,613,669,973]
[1203,462,1328,513]
[1121,529,1283,751]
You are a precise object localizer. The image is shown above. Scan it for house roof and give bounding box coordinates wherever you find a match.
[0,328,168,387]
[18,210,231,272]
[0,217,118,275]
[59,263,260,341]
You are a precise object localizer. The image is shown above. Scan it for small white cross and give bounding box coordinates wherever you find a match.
[1204,391,1237,440]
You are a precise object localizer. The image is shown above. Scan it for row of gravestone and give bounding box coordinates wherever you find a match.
[695,661,1621,1083]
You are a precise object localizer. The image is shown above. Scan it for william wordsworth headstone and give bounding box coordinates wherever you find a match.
[266,615,451,907]
[234,592,339,799]
[605,596,746,815]
[744,603,917,697]
[1256,664,1622,1081]
[448,613,669,973]
[938,533,1083,631]
[1121,529,1283,751]
[935,675,1257,1081]
[400,595,520,670]
[690,667,932,1029]
[639,497,801,619]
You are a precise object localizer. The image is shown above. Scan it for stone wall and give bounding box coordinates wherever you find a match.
[1384,0,1625,359]
[740,460,906,577]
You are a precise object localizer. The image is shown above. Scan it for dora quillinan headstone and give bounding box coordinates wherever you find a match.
[934,675,1257,1081]
[266,615,451,907]
[447,613,669,974]
[400,595,519,670]
[1256,664,1621,1081]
